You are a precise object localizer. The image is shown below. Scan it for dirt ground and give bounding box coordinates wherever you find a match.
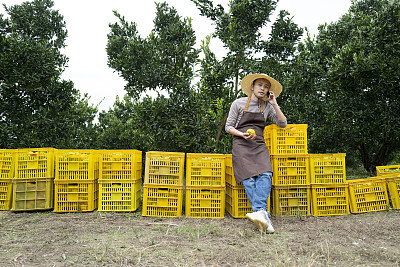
[0,209,399,267]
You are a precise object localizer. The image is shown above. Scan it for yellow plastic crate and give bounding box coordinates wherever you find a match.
[0,179,12,210]
[376,165,400,176]
[225,184,252,218]
[142,184,183,217]
[15,148,55,179]
[347,177,389,213]
[186,153,225,186]
[185,186,225,218]
[99,150,142,180]
[311,183,350,216]
[271,154,310,185]
[11,178,54,211]
[98,179,141,212]
[0,149,15,179]
[272,185,311,217]
[54,179,98,212]
[309,154,346,183]
[264,124,308,155]
[225,183,271,218]
[144,151,185,185]
[225,154,242,186]
[387,176,400,209]
[55,150,99,180]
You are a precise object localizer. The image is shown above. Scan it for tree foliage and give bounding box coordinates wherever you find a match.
[103,0,303,153]
[287,0,400,173]
[107,2,198,98]
[104,2,215,152]
[0,0,97,149]
[192,0,278,91]
[192,0,303,150]
[5,0,398,174]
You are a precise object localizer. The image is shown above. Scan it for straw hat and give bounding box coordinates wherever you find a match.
[240,73,282,100]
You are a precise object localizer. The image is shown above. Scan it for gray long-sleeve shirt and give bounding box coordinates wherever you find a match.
[225,97,287,133]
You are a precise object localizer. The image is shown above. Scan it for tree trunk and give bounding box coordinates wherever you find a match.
[359,142,373,174]
[373,132,389,166]
[359,133,390,175]
[215,64,240,150]
[234,68,240,97]
[215,112,229,150]
[370,132,390,174]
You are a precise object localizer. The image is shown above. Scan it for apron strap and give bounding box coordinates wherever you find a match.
[244,96,264,113]
[244,96,251,112]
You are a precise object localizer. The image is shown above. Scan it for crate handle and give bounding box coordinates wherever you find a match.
[158,188,169,192]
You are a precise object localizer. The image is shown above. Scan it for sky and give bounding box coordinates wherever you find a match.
[1,0,352,112]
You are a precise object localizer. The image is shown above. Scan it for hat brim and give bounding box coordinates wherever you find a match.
[240,74,282,100]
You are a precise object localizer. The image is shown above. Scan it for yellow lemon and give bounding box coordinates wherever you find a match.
[246,128,256,136]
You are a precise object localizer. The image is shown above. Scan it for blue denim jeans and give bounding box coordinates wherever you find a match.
[242,172,272,212]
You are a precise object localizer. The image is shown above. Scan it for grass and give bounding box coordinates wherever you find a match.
[346,166,373,180]
[1,160,399,266]
[0,210,399,266]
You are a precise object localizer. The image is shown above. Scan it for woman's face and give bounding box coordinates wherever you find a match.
[251,78,270,99]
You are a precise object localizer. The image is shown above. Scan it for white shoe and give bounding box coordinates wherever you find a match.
[260,210,275,233]
[245,212,257,222]
[246,211,269,232]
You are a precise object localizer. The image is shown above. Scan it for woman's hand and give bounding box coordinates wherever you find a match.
[267,91,277,105]
[228,128,256,141]
[243,132,256,141]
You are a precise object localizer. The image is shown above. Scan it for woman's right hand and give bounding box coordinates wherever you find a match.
[243,132,256,141]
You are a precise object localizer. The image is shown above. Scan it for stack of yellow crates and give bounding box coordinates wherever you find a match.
[376,165,400,209]
[264,124,311,216]
[346,164,399,213]
[309,154,349,216]
[53,150,99,212]
[265,124,351,217]
[98,150,142,212]
[225,154,252,218]
[0,149,15,210]
[142,151,185,217]
[12,148,55,211]
[376,165,400,176]
[185,153,226,218]
[224,155,271,218]
[347,176,389,213]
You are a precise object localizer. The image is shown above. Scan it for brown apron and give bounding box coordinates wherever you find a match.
[232,97,272,184]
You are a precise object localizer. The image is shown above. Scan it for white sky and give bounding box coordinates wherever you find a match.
[1,0,352,112]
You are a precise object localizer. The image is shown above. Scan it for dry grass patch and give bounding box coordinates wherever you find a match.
[0,210,399,266]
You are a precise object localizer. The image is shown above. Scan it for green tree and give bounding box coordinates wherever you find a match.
[96,96,141,150]
[97,93,214,153]
[104,1,303,153]
[107,2,198,98]
[288,0,400,173]
[0,0,97,148]
[104,2,211,152]
[192,0,303,150]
